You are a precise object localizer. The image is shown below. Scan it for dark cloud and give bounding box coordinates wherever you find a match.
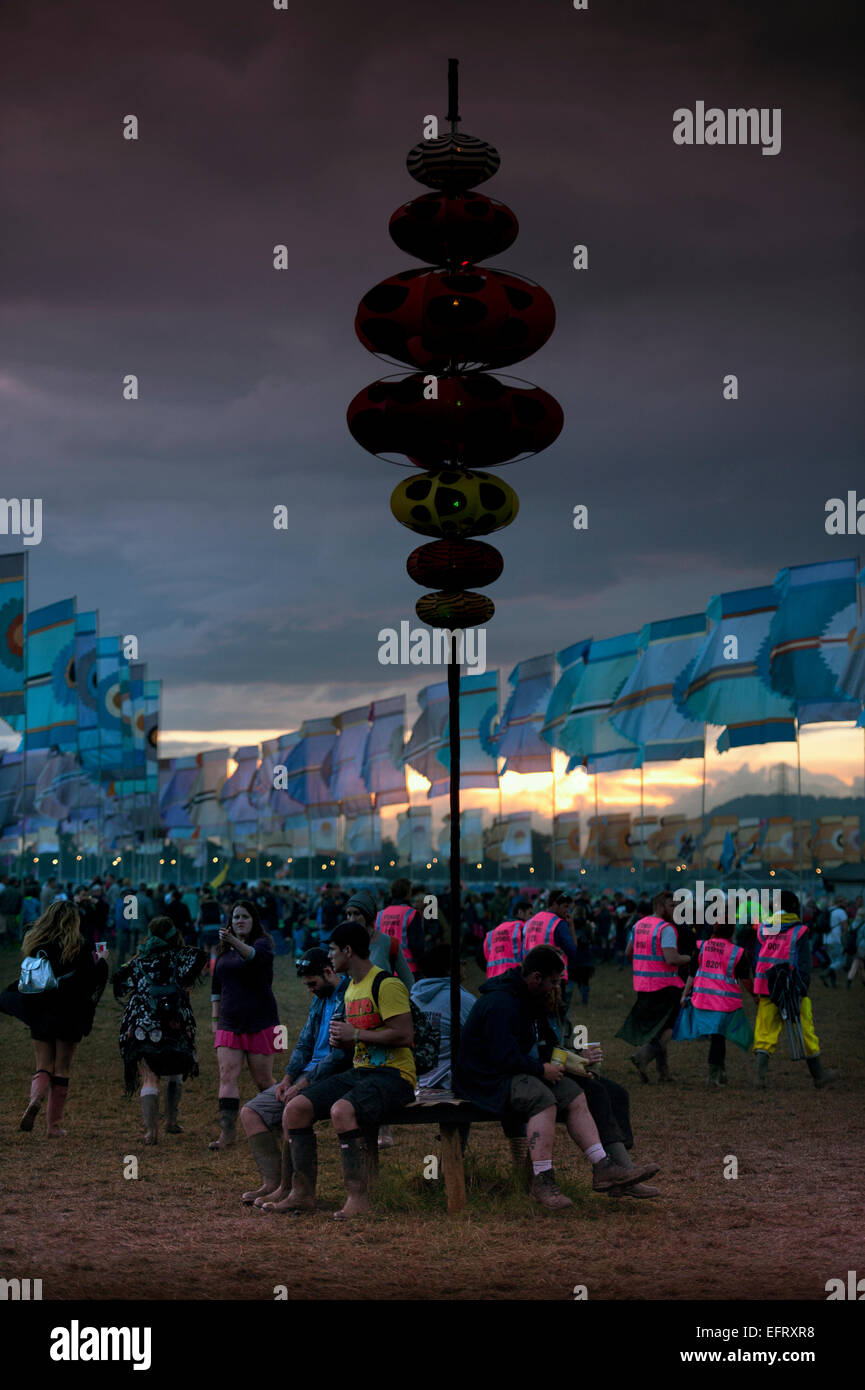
[1,0,861,739]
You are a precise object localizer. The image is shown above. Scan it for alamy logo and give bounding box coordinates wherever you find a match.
[378,620,486,674]
[0,498,42,545]
[825,1270,865,1300]
[0,1277,42,1300]
[673,103,781,157]
[672,884,782,926]
[50,1321,152,1371]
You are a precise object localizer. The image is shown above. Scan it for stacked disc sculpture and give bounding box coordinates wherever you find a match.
[348,59,562,630]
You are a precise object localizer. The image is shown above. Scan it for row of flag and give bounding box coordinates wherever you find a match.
[0,554,160,853]
[1,555,863,856]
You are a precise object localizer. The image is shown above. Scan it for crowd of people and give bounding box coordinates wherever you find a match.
[0,867,860,1216]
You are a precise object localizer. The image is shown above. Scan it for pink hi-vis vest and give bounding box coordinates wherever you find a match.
[753,921,807,997]
[522,911,568,982]
[483,922,524,978]
[691,937,744,1012]
[375,904,417,974]
[632,915,683,992]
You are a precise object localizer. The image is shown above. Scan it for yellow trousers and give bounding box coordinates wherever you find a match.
[754,996,820,1056]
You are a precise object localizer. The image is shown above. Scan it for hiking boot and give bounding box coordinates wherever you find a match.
[592,1158,659,1192]
[753,1050,769,1090]
[529,1170,573,1209]
[806,1055,838,1089]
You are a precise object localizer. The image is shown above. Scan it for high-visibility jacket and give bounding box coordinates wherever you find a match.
[632,915,683,992]
[375,904,417,975]
[483,921,524,978]
[753,921,807,997]
[522,911,568,982]
[691,937,744,1012]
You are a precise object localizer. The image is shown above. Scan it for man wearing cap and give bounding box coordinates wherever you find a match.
[344,889,414,991]
[238,947,349,1208]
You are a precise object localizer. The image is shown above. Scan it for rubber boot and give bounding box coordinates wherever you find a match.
[335,1129,370,1219]
[255,1133,293,1207]
[529,1169,573,1209]
[580,986,589,1006]
[20,1069,52,1131]
[706,1064,724,1087]
[164,1076,184,1133]
[656,1045,674,1083]
[630,1045,655,1084]
[46,1075,69,1137]
[209,1097,239,1150]
[242,1130,283,1203]
[507,1136,530,1191]
[753,1050,769,1090]
[806,1054,838,1089]
[141,1090,159,1145]
[264,1127,317,1212]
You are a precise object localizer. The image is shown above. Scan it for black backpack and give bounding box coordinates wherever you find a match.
[370,970,440,1074]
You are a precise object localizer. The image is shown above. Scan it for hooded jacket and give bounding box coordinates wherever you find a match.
[453,968,557,1115]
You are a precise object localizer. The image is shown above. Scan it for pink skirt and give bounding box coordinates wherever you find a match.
[213,1026,284,1055]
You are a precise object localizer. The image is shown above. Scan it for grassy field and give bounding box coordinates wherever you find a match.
[1,943,863,1302]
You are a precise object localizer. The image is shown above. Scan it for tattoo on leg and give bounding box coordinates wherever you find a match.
[529,1132,539,1150]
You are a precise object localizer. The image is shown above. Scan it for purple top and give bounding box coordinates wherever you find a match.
[212,937,278,1034]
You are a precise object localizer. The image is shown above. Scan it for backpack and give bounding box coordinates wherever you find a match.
[19,951,72,995]
[370,970,440,1074]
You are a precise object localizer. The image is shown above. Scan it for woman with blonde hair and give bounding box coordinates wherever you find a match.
[0,900,108,1135]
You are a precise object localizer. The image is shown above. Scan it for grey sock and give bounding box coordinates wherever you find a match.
[606,1141,633,1168]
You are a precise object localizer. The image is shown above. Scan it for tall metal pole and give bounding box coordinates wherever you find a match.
[448,636,462,1065]
[550,755,557,883]
[796,718,804,896]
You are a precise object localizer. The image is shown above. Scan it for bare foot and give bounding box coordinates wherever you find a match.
[47,1126,67,1138]
[333,1192,370,1220]
[261,1188,316,1213]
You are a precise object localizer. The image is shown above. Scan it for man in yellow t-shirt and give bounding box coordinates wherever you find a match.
[279,921,415,1219]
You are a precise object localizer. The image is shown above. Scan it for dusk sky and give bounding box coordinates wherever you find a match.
[2,0,862,816]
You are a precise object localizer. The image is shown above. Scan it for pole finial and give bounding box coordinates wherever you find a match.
[447,58,460,129]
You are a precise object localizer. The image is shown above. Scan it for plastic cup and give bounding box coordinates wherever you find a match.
[95,941,108,958]
[551,1046,568,1067]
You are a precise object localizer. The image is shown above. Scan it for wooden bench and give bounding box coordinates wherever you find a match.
[361,1094,513,1214]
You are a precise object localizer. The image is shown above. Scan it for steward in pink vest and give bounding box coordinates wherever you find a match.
[375,904,418,976]
[617,890,693,1084]
[753,919,807,996]
[483,921,524,978]
[522,911,569,982]
[631,916,684,993]
[673,924,754,1083]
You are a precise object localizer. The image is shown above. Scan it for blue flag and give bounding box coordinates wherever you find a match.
[609,614,706,761]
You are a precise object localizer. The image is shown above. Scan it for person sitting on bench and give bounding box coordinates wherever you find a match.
[453,945,659,1210]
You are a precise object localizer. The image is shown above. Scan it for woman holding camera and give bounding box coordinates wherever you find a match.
[0,900,108,1135]
[209,898,284,1150]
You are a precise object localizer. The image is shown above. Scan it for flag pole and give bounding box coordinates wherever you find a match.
[448,632,462,1064]
[496,758,503,884]
[639,763,645,893]
[19,555,29,892]
[593,769,599,887]
[700,724,707,875]
[796,717,804,896]
[550,752,557,883]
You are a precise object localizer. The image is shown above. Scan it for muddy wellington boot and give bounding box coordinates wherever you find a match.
[19,1069,52,1132]
[45,1075,69,1137]
[263,1127,317,1212]
[334,1129,371,1219]
[209,1097,239,1150]
[254,1133,293,1207]
[806,1054,838,1089]
[630,1045,655,1084]
[164,1075,184,1133]
[753,1050,770,1090]
[141,1089,159,1145]
[706,1064,725,1088]
[242,1130,284,1204]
